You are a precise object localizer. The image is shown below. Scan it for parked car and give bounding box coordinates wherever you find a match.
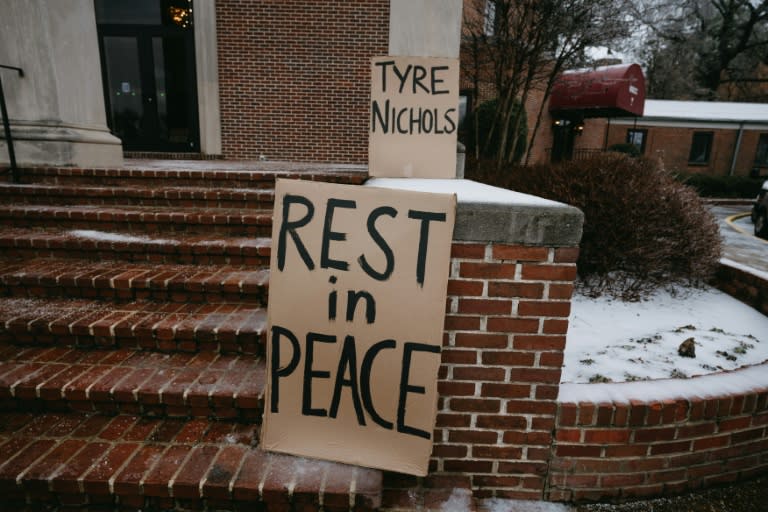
[754,180,768,239]
[752,180,768,224]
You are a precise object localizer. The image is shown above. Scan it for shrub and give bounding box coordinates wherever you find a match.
[675,173,764,198]
[468,153,722,300]
[607,143,640,157]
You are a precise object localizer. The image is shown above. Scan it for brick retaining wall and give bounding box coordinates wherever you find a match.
[376,183,767,508]
[715,261,768,316]
[549,382,768,502]
[546,259,768,504]
[369,179,584,508]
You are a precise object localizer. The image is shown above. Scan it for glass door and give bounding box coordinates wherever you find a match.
[96,0,199,152]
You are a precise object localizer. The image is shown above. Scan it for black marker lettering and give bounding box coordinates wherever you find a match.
[361,339,396,430]
[269,325,301,413]
[329,335,366,425]
[359,206,397,281]
[346,290,376,324]
[302,332,335,417]
[277,194,315,272]
[407,210,447,286]
[393,63,412,94]
[431,65,450,94]
[397,342,441,440]
[321,198,356,272]
[371,99,389,133]
[374,60,395,92]
[413,65,429,94]
[444,108,457,134]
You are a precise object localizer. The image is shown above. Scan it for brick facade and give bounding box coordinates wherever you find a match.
[602,123,765,176]
[215,0,389,163]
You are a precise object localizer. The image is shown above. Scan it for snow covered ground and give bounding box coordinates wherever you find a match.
[563,285,768,384]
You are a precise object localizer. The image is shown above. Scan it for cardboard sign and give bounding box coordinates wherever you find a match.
[261,179,456,476]
[368,56,460,179]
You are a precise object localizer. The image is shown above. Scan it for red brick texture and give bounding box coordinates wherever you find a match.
[546,261,768,504]
[215,0,389,163]
[602,123,765,177]
[384,241,578,504]
[549,390,768,502]
[714,262,768,316]
[0,411,381,511]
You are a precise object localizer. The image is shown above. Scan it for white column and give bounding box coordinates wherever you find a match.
[388,0,463,59]
[194,0,223,156]
[0,0,123,167]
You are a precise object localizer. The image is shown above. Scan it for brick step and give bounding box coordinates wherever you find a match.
[0,204,274,236]
[0,258,270,305]
[0,297,267,355]
[0,411,382,511]
[19,162,368,188]
[0,227,271,265]
[0,183,276,209]
[0,344,264,420]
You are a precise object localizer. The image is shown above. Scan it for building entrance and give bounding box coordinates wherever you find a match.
[95,0,199,152]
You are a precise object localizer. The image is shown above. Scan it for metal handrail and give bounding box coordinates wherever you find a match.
[0,64,24,183]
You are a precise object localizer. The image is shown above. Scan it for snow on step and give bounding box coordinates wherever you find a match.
[0,297,267,355]
[21,162,368,189]
[0,258,270,304]
[0,411,382,511]
[0,344,265,420]
[0,228,271,265]
[0,204,274,236]
[0,183,276,209]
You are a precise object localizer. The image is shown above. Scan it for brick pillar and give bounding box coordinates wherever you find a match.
[364,178,584,506]
[435,241,579,500]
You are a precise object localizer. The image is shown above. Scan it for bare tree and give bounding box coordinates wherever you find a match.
[462,0,632,169]
[630,0,768,100]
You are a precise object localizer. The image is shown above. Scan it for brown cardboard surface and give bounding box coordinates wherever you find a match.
[261,179,456,476]
[368,56,460,178]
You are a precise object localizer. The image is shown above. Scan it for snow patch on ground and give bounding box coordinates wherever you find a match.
[481,498,572,512]
[68,229,177,245]
[563,285,768,384]
[440,489,473,512]
[559,362,768,404]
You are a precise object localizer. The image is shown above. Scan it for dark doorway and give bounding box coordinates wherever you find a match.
[95,0,199,152]
[551,120,576,163]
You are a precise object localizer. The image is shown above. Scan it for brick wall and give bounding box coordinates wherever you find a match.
[549,389,768,502]
[715,262,768,317]
[215,0,389,163]
[383,241,579,505]
[605,123,766,177]
[546,260,768,504]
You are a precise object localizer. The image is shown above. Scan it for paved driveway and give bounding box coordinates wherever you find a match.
[710,205,768,275]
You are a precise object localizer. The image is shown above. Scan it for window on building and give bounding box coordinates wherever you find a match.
[626,129,647,154]
[484,0,496,36]
[688,132,713,164]
[755,133,768,167]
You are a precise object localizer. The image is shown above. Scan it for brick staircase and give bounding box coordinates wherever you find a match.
[0,162,385,511]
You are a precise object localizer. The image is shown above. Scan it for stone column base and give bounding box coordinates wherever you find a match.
[0,121,123,168]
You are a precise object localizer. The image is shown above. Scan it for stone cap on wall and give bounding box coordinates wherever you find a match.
[364,178,584,247]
